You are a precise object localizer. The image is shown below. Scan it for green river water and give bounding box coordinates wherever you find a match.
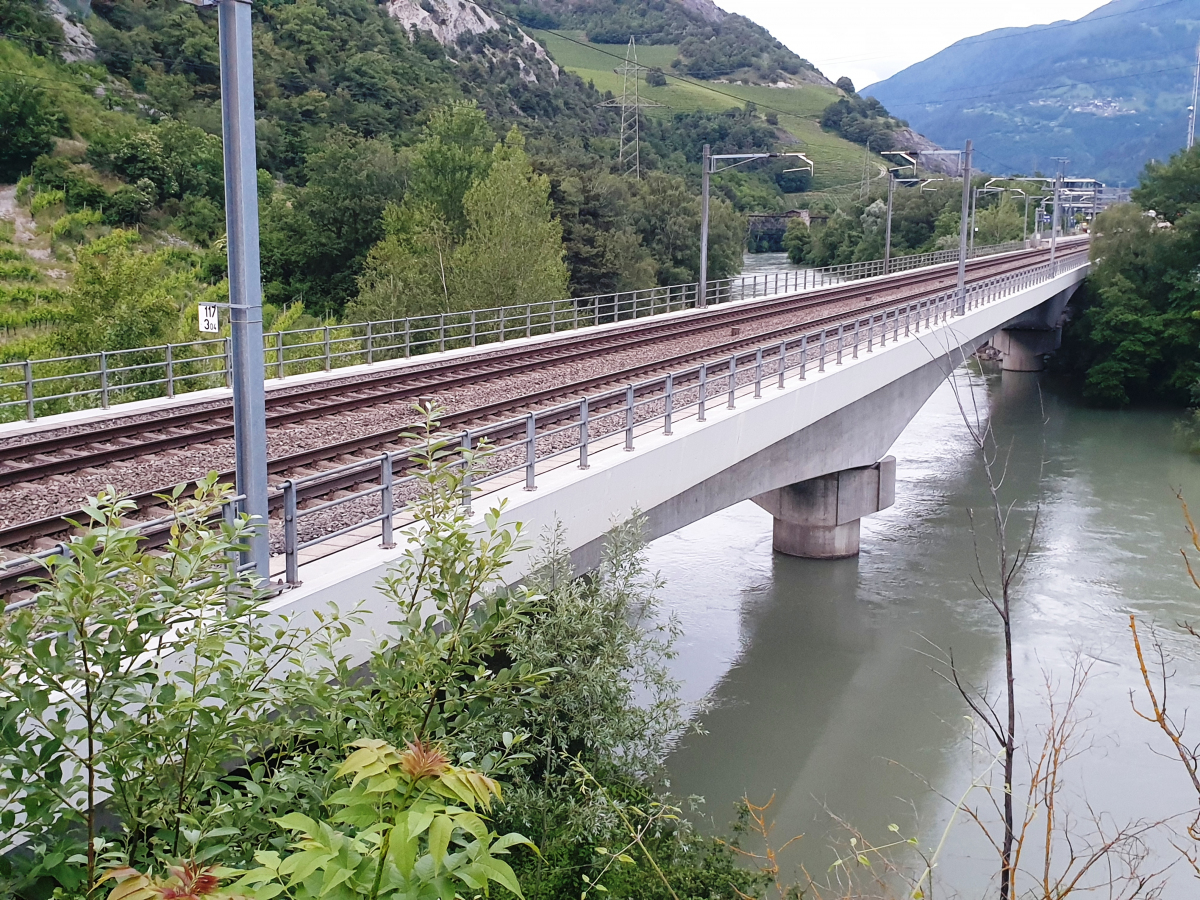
[653,256,1200,897]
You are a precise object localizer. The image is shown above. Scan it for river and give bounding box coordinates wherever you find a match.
[651,253,1200,897]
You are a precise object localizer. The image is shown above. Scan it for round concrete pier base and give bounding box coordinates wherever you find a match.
[773,518,861,559]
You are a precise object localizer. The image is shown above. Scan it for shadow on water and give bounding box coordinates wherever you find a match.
[659,369,1200,897]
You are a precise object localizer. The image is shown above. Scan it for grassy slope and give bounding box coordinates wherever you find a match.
[535,30,887,192]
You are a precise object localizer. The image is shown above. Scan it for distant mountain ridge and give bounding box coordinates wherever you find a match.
[863,0,1200,182]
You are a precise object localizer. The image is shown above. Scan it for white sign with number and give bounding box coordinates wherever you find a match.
[199,303,220,333]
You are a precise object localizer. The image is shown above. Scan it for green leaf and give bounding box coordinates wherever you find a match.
[429,814,452,872]
[273,813,319,835]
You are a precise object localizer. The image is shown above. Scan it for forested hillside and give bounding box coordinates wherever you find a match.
[1,0,807,364]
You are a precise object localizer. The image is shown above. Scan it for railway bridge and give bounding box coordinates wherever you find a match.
[0,241,1089,654]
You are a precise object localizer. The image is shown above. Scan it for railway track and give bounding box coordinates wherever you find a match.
[0,244,1087,560]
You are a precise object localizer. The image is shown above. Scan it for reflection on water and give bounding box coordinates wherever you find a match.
[653,369,1200,897]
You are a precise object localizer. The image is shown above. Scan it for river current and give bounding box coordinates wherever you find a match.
[651,254,1200,897]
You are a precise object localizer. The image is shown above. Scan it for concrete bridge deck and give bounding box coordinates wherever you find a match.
[265,246,1090,659]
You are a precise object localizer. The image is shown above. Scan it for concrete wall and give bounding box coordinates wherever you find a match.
[264,264,1089,663]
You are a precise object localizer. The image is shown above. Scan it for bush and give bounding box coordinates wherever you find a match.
[29,189,65,217]
[0,415,756,900]
[103,181,156,225]
[175,194,224,244]
[31,156,109,212]
[50,208,104,243]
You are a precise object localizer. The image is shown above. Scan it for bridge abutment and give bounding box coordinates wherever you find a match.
[752,457,896,558]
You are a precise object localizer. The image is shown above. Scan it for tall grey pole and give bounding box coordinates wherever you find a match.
[219,0,270,579]
[1023,193,1029,244]
[1050,165,1063,264]
[969,187,978,253]
[699,143,711,309]
[883,170,895,275]
[956,139,972,314]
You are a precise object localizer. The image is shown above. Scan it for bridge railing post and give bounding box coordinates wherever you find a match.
[380,453,395,548]
[779,339,789,387]
[853,319,860,359]
[819,330,826,372]
[99,351,109,408]
[754,347,763,398]
[662,373,674,435]
[578,398,590,469]
[698,364,707,421]
[727,355,737,409]
[283,479,299,586]
[524,413,536,490]
[836,324,844,365]
[625,384,635,450]
[221,494,239,579]
[460,431,473,514]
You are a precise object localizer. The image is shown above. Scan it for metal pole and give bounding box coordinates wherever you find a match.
[883,170,895,275]
[1189,36,1200,150]
[219,0,270,580]
[956,139,972,314]
[1050,162,1064,264]
[969,187,978,254]
[379,453,395,548]
[23,360,33,421]
[699,143,711,309]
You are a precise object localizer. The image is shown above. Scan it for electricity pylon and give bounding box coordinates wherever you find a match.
[596,37,663,178]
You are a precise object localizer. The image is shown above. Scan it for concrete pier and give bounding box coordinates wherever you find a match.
[753,457,896,558]
[992,328,1060,372]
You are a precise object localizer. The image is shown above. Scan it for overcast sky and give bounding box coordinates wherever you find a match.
[716,0,1109,90]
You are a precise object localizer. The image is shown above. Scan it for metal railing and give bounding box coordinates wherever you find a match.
[273,248,1088,585]
[0,494,250,606]
[0,239,1032,423]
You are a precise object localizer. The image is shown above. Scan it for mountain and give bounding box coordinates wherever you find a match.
[863,0,1200,183]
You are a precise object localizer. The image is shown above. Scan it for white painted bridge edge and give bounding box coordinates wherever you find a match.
[270,260,1090,660]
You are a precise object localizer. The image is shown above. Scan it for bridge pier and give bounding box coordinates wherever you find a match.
[992,283,1079,372]
[752,457,896,559]
[992,328,1060,372]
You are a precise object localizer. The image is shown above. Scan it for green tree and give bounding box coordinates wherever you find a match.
[0,73,64,182]
[452,128,568,311]
[782,217,810,264]
[0,0,63,56]
[54,231,189,353]
[1059,199,1200,405]
[976,192,1023,244]
[350,203,457,320]
[630,172,743,285]
[408,101,495,239]
[260,132,405,315]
